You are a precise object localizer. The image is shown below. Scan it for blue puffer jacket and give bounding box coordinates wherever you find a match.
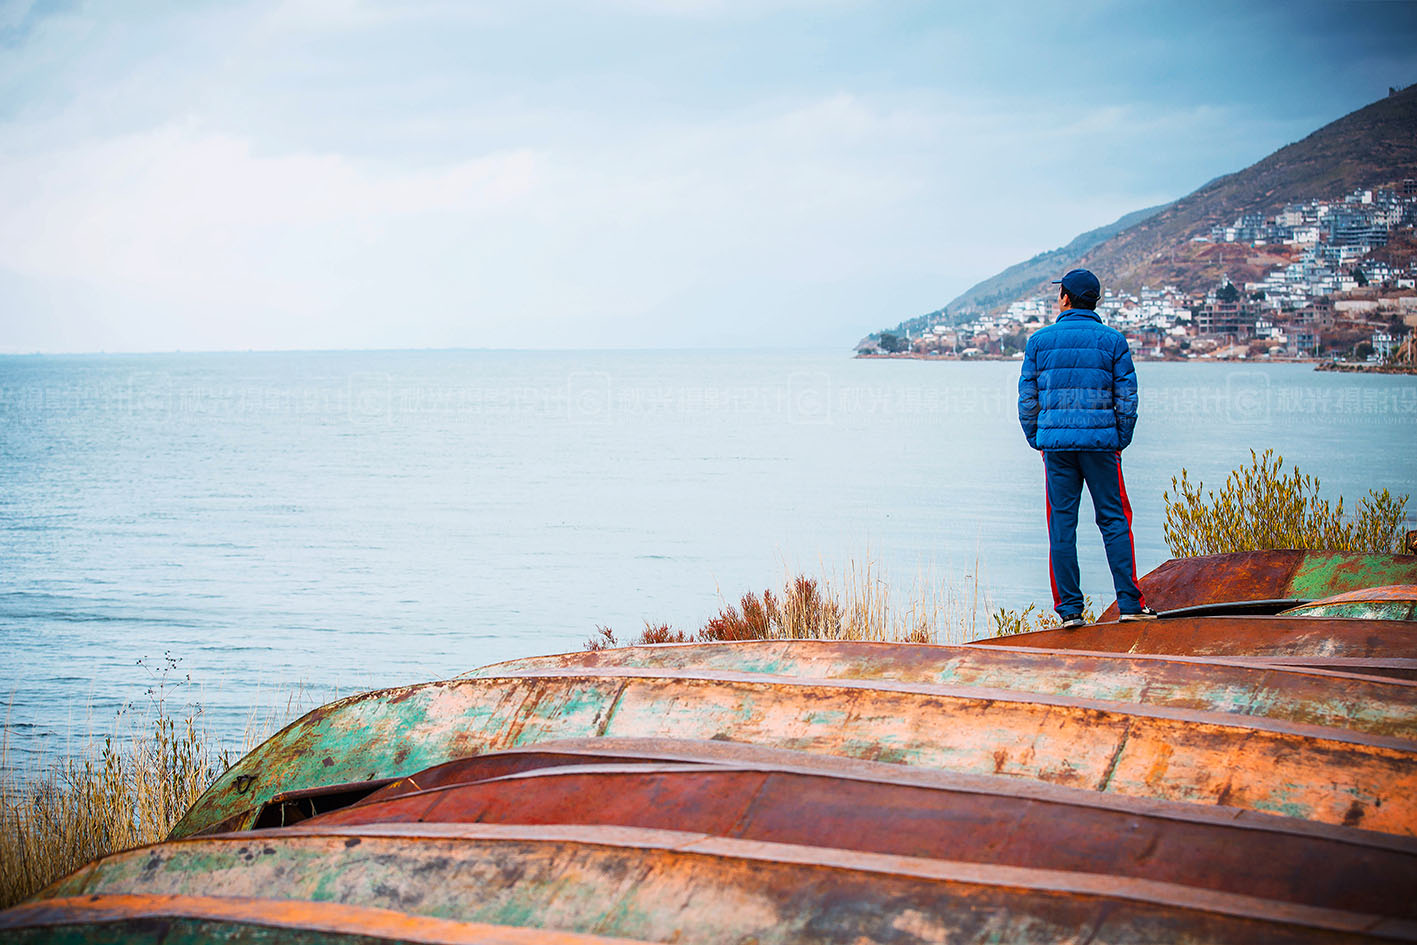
[1018,310,1138,451]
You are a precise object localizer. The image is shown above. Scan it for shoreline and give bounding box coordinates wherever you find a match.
[855,352,1416,372]
[1314,360,1417,375]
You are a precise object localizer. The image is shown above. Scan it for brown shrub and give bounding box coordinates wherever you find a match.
[584,625,619,651]
[585,622,692,650]
[636,623,693,645]
[587,557,998,652]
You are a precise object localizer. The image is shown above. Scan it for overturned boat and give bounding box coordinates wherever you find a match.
[5,550,1417,944]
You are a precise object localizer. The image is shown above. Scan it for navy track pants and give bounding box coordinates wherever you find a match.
[1042,450,1147,617]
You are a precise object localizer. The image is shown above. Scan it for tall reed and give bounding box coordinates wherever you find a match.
[0,671,308,909]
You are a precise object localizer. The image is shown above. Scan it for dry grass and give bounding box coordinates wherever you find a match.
[988,599,1100,636]
[0,661,309,909]
[589,555,999,650]
[1163,449,1410,557]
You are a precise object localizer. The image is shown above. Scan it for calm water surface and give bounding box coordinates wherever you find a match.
[2,350,1414,761]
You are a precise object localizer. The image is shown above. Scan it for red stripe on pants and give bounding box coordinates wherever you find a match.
[1043,452,1060,610]
[1114,451,1146,609]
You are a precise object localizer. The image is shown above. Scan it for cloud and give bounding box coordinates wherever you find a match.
[0,86,1252,350]
[0,0,1382,351]
[586,0,859,17]
[260,0,506,30]
[0,124,540,278]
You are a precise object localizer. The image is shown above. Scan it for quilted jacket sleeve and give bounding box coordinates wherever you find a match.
[1113,336,1138,449]
[1018,336,1040,450]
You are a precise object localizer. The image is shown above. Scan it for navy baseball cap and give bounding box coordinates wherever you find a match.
[1052,268,1101,305]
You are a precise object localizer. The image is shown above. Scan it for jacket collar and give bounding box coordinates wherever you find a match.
[1058,309,1102,323]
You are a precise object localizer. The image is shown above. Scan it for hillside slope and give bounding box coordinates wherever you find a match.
[905,84,1417,330]
[901,204,1167,334]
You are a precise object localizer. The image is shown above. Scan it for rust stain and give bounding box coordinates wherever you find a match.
[1094,551,1417,620]
[1141,742,1175,789]
[17,826,1413,944]
[0,893,659,944]
[298,758,1417,917]
[979,615,1417,661]
[171,667,1417,840]
[458,639,1417,739]
[1096,720,1133,793]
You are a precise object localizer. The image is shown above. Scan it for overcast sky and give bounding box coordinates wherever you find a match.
[2,0,1415,352]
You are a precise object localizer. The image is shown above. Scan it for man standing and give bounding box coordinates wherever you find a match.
[1018,269,1156,627]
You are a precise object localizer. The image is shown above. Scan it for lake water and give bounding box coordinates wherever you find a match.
[2,350,1414,763]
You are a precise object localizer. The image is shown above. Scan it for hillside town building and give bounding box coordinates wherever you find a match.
[861,182,1417,364]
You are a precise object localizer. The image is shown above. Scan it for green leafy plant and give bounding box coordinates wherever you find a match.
[1162,449,1409,556]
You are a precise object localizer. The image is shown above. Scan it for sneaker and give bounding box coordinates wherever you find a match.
[1119,606,1160,622]
[1058,614,1086,629]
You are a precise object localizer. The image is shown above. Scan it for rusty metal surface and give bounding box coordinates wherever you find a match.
[40,824,1417,944]
[301,759,1417,917]
[344,734,1417,838]
[340,735,1417,836]
[456,639,1417,738]
[170,667,1417,840]
[1095,551,1417,620]
[0,894,656,944]
[1280,585,1417,621]
[254,750,710,829]
[1294,585,1417,604]
[978,614,1417,660]
[1255,657,1417,681]
[353,747,717,805]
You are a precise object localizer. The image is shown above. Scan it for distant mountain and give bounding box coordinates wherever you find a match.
[896,84,1417,332]
[896,204,1168,335]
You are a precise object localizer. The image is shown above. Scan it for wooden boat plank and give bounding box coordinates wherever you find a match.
[457,639,1417,738]
[40,825,1417,944]
[303,761,1417,917]
[0,894,655,944]
[171,668,1417,839]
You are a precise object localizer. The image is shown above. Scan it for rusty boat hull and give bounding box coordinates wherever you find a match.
[35,823,1417,945]
[9,549,1417,943]
[302,749,1417,917]
[1097,551,1417,620]
[0,895,657,945]
[1279,585,1417,621]
[170,667,1417,839]
[460,639,1417,738]
[977,614,1417,662]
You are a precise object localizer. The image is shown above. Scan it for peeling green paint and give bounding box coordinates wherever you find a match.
[33,831,1387,945]
[1288,555,1417,601]
[1282,600,1417,620]
[171,666,1417,842]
